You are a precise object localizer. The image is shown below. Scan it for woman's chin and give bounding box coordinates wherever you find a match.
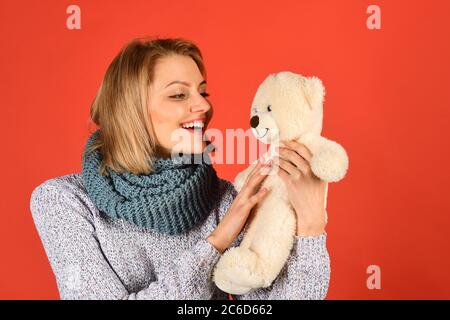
[171,142,208,156]
[189,142,208,155]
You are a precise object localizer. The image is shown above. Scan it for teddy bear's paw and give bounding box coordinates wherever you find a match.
[213,271,253,295]
[213,247,265,294]
[310,144,349,182]
[213,251,254,295]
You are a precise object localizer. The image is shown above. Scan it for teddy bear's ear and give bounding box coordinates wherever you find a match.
[301,76,325,110]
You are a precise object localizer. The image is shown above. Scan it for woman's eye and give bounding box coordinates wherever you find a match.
[170,94,186,99]
[170,92,210,99]
[267,105,272,112]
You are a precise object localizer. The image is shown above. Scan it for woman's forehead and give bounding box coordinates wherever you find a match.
[153,55,204,89]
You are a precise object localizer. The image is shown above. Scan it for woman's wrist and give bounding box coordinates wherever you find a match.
[296,209,327,236]
[297,220,326,237]
[296,224,326,236]
[206,233,227,254]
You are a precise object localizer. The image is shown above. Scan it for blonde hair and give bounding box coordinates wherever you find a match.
[85,37,207,176]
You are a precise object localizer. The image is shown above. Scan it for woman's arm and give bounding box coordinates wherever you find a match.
[232,232,330,300]
[30,181,221,300]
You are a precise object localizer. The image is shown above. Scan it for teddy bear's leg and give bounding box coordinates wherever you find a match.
[243,199,297,287]
[213,277,251,296]
[213,246,264,295]
[214,192,297,294]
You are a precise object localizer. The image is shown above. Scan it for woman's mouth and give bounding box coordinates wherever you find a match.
[180,120,205,134]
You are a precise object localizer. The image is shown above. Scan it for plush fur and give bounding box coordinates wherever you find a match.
[212,71,349,295]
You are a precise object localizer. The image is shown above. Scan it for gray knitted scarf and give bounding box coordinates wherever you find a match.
[81,130,220,235]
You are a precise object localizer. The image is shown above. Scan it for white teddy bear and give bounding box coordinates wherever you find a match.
[213,71,349,295]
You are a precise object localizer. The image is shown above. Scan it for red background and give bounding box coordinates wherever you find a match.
[1,0,449,299]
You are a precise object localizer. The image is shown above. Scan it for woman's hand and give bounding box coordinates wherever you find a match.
[207,159,272,253]
[276,140,328,236]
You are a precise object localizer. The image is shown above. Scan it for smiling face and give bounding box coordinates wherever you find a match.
[148,54,212,157]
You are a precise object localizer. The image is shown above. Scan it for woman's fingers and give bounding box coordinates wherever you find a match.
[245,186,269,210]
[245,158,265,183]
[278,148,311,175]
[281,140,313,162]
[241,160,271,199]
[276,164,290,183]
[278,158,301,178]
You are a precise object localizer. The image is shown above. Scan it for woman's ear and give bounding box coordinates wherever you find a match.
[300,76,325,110]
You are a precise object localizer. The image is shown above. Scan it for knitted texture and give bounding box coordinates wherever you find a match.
[81,130,221,235]
[30,173,331,300]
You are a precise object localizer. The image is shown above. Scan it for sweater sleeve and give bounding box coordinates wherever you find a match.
[232,232,330,300]
[30,180,222,300]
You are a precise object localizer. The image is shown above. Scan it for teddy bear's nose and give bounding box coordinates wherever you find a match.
[250,115,259,128]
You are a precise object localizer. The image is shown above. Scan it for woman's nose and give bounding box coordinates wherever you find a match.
[190,96,211,113]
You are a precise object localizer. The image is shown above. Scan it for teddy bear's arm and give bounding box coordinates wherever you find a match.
[299,133,349,183]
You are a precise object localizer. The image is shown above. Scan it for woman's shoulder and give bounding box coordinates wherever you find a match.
[30,173,97,227]
[32,172,84,192]
[30,173,90,205]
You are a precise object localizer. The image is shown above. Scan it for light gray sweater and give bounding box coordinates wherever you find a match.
[30,173,330,300]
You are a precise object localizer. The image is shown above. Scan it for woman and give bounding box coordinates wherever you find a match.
[30,37,330,300]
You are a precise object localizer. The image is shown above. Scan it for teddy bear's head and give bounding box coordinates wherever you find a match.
[250,71,325,143]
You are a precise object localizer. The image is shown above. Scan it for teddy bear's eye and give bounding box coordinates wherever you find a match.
[267,105,272,112]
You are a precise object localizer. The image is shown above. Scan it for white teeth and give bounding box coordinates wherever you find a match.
[181,121,204,129]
